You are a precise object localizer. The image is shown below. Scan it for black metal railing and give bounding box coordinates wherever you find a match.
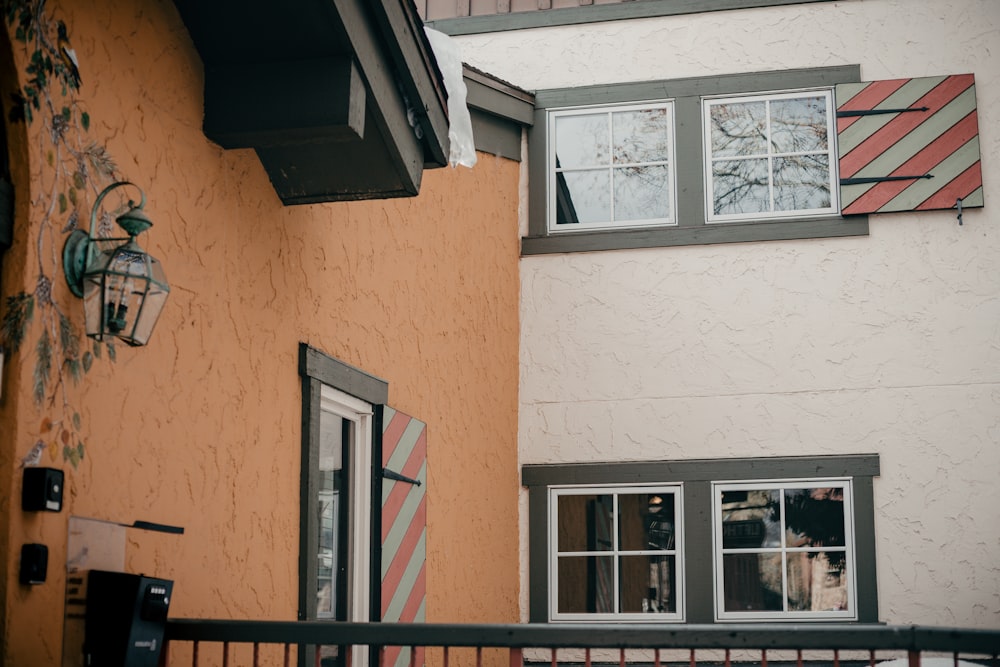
[163,620,1000,667]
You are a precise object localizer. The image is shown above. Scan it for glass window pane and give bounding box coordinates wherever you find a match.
[712,159,769,215]
[721,488,780,549]
[613,165,671,221]
[710,101,768,157]
[770,96,828,153]
[556,170,612,224]
[613,108,671,164]
[619,492,675,551]
[555,114,609,168]
[619,554,676,613]
[773,155,831,211]
[317,411,345,619]
[783,487,846,548]
[722,552,784,612]
[557,494,614,552]
[558,555,615,613]
[786,551,849,612]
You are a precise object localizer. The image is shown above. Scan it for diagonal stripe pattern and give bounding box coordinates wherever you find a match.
[381,406,427,667]
[836,74,983,215]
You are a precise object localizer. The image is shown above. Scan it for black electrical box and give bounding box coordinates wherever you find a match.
[84,570,173,667]
[19,544,48,584]
[22,467,64,512]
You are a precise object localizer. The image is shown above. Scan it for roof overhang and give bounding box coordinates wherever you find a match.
[172,0,450,204]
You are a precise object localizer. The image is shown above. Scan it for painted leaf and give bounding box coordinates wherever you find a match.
[72,412,82,430]
[81,111,90,131]
[40,416,53,433]
[82,351,93,372]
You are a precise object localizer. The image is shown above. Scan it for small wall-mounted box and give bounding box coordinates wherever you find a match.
[19,543,48,585]
[22,467,64,512]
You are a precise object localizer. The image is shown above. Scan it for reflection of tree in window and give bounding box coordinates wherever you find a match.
[709,95,831,216]
[554,106,672,225]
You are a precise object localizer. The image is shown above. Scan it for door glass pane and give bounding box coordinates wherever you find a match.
[786,551,849,612]
[317,410,346,619]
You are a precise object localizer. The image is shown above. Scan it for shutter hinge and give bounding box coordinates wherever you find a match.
[836,106,929,118]
[840,174,934,186]
[382,467,422,486]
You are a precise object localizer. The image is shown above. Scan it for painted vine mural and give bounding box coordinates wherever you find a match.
[2,0,124,468]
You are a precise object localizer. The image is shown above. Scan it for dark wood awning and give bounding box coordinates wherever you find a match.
[172,0,450,204]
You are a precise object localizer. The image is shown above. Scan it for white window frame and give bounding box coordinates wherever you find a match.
[547,101,678,234]
[319,385,374,666]
[712,477,857,622]
[548,483,684,623]
[702,88,840,224]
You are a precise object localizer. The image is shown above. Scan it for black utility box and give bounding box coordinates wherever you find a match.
[84,570,173,667]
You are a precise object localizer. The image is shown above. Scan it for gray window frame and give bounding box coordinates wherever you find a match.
[298,343,388,625]
[426,1,844,37]
[524,66,870,255]
[522,454,880,624]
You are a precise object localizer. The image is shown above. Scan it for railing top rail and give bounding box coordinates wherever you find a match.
[164,621,1000,655]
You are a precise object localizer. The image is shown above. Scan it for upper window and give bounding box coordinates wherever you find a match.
[704,90,838,223]
[714,479,856,621]
[550,485,683,621]
[524,66,870,255]
[549,102,676,232]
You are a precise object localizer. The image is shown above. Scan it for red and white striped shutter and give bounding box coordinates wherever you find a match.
[836,74,983,215]
[380,407,427,667]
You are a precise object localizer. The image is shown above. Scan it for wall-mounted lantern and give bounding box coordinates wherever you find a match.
[62,182,169,347]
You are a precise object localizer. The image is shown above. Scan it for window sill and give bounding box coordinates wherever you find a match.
[522,216,869,255]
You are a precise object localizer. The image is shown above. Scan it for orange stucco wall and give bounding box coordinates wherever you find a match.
[0,1,521,664]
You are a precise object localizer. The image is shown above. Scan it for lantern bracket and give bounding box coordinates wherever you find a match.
[62,181,148,298]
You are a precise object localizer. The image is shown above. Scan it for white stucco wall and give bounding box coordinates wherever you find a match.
[455,0,1000,628]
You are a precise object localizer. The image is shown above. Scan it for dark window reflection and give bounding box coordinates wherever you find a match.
[719,484,849,615]
[555,489,678,616]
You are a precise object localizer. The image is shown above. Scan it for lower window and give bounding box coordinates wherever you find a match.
[714,480,856,620]
[523,455,879,624]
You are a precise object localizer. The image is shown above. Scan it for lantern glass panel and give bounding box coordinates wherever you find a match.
[81,245,116,341]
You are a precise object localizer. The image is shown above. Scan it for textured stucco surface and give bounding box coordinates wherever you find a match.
[453,0,1000,627]
[0,0,521,663]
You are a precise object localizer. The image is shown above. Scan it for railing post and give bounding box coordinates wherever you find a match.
[909,650,921,667]
[510,648,523,667]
